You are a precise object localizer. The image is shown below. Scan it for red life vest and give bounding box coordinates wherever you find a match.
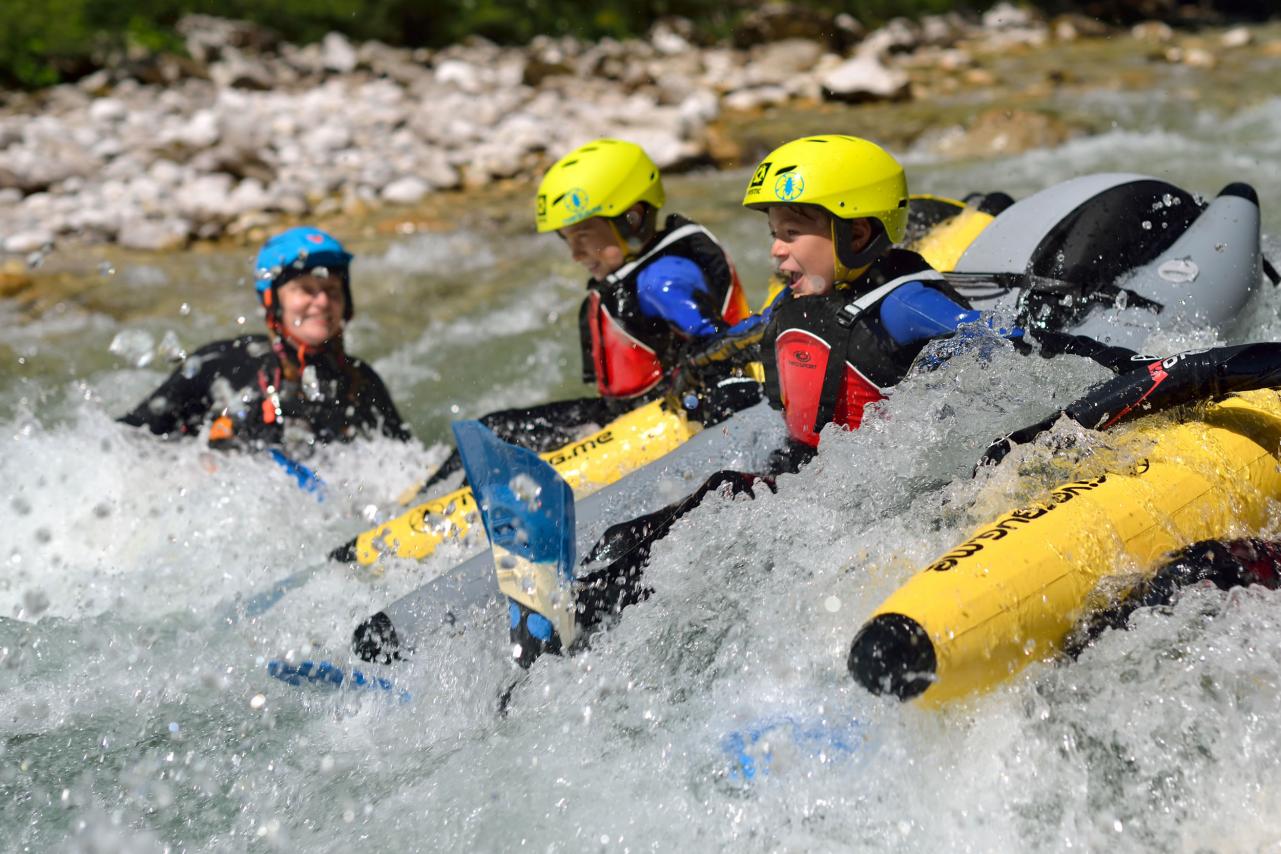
[579,215,749,399]
[762,250,962,447]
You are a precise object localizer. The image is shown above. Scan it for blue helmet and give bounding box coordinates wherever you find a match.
[254,227,355,320]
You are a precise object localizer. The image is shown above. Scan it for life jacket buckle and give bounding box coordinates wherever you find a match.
[837,302,862,329]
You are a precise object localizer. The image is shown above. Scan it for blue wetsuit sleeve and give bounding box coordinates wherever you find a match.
[880,281,1022,345]
[721,286,787,338]
[636,255,721,339]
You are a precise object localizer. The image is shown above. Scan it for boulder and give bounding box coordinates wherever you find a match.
[381,176,430,205]
[733,2,861,51]
[931,108,1075,159]
[208,49,277,91]
[2,230,54,254]
[176,15,279,64]
[744,39,826,87]
[1050,13,1113,41]
[1131,20,1174,42]
[981,2,1044,30]
[820,51,911,102]
[1221,27,1252,49]
[322,32,359,74]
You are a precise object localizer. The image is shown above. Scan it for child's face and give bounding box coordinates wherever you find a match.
[558,217,627,280]
[767,206,835,297]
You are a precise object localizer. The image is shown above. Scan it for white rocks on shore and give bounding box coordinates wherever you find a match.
[0,7,1088,253]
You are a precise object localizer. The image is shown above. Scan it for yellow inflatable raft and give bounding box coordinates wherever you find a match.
[347,397,698,565]
[849,389,1281,704]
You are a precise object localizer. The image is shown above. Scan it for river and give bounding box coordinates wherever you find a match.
[2,85,1281,850]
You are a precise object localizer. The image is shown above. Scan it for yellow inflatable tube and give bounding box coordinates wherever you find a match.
[848,390,1281,705]
[351,398,699,566]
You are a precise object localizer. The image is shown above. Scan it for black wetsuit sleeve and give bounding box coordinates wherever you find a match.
[117,341,231,437]
[354,362,412,441]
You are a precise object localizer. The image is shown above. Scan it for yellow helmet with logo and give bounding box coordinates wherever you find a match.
[536,139,666,233]
[742,134,908,243]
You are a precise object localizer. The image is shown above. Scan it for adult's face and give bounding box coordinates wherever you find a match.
[277,271,345,347]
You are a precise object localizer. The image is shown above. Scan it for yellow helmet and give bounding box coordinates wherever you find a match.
[742,135,909,243]
[536,139,666,233]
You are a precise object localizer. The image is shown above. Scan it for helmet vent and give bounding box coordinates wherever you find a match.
[777,165,797,175]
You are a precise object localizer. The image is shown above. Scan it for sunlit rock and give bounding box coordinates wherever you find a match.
[1132,21,1175,43]
[929,107,1076,159]
[733,2,861,51]
[820,51,911,103]
[1221,27,1252,49]
[744,39,826,88]
[2,230,54,255]
[382,176,430,205]
[117,217,191,251]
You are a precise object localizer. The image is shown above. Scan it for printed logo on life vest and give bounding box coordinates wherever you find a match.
[923,468,1141,572]
[775,171,805,201]
[793,350,813,364]
[546,430,614,466]
[748,161,772,192]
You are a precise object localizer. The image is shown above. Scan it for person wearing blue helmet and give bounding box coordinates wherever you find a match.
[120,226,410,449]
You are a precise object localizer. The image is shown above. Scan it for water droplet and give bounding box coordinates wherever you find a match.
[521,575,537,594]
[179,302,191,316]
[249,694,266,710]
[98,261,115,276]
[510,473,542,509]
[1140,220,1152,230]
[823,595,841,613]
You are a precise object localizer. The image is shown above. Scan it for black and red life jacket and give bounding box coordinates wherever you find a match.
[762,249,966,447]
[577,214,751,399]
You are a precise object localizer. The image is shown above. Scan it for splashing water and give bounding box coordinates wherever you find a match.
[2,96,1281,850]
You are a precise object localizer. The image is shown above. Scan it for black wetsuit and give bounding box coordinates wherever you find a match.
[119,334,409,449]
[1065,539,1281,658]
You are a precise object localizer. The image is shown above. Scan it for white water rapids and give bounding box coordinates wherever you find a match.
[4,97,1281,851]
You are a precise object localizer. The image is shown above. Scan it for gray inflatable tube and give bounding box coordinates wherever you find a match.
[949,173,1262,350]
[352,400,786,663]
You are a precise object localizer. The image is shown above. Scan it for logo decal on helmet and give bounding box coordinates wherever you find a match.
[775,172,805,202]
[560,187,603,225]
[748,161,772,192]
[305,233,325,244]
[536,194,548,220]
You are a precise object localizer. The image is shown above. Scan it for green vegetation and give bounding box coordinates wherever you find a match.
[0,0,1273,89]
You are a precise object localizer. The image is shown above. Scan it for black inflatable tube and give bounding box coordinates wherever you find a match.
[979,343,1281,468]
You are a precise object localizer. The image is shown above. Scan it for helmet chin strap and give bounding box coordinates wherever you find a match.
[609,206,658,258]
[831,218,889,284]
